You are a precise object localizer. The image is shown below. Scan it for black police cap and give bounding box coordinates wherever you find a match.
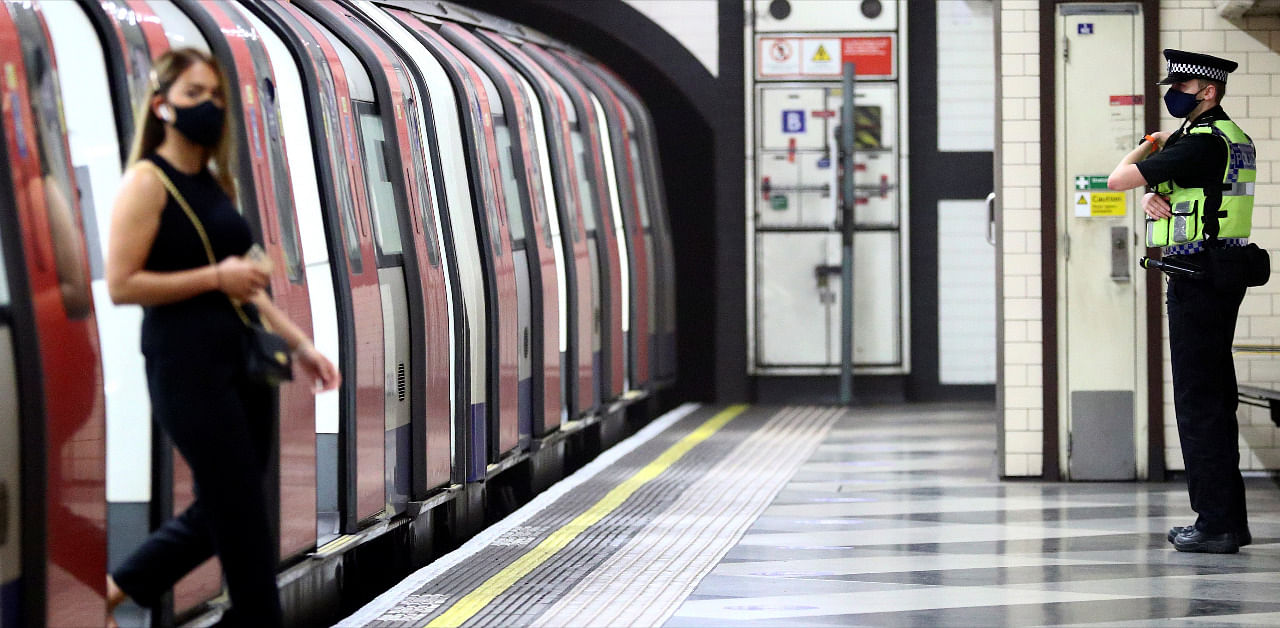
[1158,49,1238,85]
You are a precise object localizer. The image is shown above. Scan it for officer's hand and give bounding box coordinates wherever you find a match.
[1151,130,1172,146]
[1143,192,1172,220]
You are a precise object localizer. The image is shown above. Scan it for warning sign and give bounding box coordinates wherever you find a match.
[1089,192,1126,216]
[759,37,800,77]
[757,34,896,80]
[1075,192,1091,217]
[802,39,841,75]
[1074,190,1126,217]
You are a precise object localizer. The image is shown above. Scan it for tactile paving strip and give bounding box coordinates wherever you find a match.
[343,405,837,627]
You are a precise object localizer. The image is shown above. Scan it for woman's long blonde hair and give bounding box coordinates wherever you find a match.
[126,47,236,197]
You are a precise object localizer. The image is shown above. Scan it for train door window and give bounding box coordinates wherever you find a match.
[277,5,364,274]
[628,140,650,229]
[144,1,212,54]
[569,129,598,233]
[493,122,526,246]
[257,75,305,283]
[0,231,9,306]
[354,101,404,259]
[9,5,92,320]
[543,78,582,244]
[395,66,441,267]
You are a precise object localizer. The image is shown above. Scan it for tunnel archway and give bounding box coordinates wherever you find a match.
[459,0,745,402]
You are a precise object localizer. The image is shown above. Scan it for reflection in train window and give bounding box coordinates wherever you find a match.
[12,8,92,320]
[0,232,9,306]
[400,87,442,268]
[311,58,363,274]
[355,104,403,258]
[628,140,650,229]
[493,121,526,245]
[570,130,597,233]
[259,79,305,283]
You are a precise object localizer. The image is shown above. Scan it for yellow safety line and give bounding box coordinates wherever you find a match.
[424,404,750,628]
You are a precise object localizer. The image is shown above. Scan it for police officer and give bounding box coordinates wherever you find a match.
[1107,49,1256,554]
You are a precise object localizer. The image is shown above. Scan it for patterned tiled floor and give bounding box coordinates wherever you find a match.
[344,402,1280,627]
[668,402,1280,627]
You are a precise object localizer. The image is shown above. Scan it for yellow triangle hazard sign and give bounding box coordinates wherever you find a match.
[1077,195,1088,204]
[813,45,831,62]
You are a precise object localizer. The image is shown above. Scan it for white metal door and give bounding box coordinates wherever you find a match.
[1056,4,1147,479]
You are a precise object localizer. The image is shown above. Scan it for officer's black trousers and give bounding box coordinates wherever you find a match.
[1166,267,1249,535]
[113,352,283,626]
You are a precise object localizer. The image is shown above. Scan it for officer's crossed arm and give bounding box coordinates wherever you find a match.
[1109,130,1173,219]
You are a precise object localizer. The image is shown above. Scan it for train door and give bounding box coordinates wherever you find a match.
[300,0,449,511]
[525,43,624,405]
[250,0,386,542]
[292,1,413,523]
[480,30,594,424]
[444,23,560,443]
[0,2,107,624]
[38,4,155,624]
[597,66,678,386]
[406,17,522,465]
[562,53,654,391]
[364,3,483,487]
[380,6,490,482]
[232,1,340,556]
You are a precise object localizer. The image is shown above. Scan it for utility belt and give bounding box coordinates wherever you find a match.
[1141,237,1270,290]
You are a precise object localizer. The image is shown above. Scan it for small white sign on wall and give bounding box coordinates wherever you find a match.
[800,38,841,76]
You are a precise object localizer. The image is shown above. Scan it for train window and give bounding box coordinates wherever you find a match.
[144,1,212,55]
[10,5,93,320]
[628,140,651,229]
[0,233,9,306]
[569,130,597,233]
[399,81,442,268]
[259,77,305,283]
[355,103,403,257]
[492,122,526,245]
[310,46,364,274]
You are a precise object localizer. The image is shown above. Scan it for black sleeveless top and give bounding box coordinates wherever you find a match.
[140,154,255,359]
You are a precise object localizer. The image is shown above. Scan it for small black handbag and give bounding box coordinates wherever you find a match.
[145,162,294,386]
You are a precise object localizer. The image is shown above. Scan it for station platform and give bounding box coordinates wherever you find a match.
[338,402,1280,627]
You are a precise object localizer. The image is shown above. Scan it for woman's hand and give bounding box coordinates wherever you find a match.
[295,344,341,392]
[216,255,269,301]
[1143,192,1172,220]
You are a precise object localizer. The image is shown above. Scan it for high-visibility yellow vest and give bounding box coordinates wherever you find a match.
[1147,119,1255,247]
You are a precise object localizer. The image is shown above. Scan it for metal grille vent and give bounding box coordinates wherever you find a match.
[397,363,407,402]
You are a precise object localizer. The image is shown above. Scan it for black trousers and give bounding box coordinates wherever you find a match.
[1166,265,1249,535]
[113,351,282,626]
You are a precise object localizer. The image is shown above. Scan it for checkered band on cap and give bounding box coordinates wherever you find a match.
[1167,62,1228,82]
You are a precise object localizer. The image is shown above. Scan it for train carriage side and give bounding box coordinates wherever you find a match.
[522,42,626,407]
[396,12,523,471]
[442,22,561,444]
[556,50,654,392]
[479,30,597,423]
[249,0,388,543]
[576,56,676,388]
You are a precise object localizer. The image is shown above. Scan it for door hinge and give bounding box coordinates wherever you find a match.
[1063,232,1071,260]
[1063,36,1070,63]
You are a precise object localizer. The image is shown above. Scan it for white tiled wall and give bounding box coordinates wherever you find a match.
[997,0,1280,477]
[998,0,1044,477]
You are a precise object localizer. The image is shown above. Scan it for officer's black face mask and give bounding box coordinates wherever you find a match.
[1164,84,1207,119]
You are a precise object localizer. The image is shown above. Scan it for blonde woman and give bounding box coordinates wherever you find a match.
[103,48,339,626]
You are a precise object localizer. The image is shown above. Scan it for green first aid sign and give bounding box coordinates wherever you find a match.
[1074,175,1109,190]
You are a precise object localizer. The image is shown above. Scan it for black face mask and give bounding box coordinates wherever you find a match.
[166,100,225,148]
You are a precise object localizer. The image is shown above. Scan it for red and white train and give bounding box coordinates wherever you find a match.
[0,0,677,625]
